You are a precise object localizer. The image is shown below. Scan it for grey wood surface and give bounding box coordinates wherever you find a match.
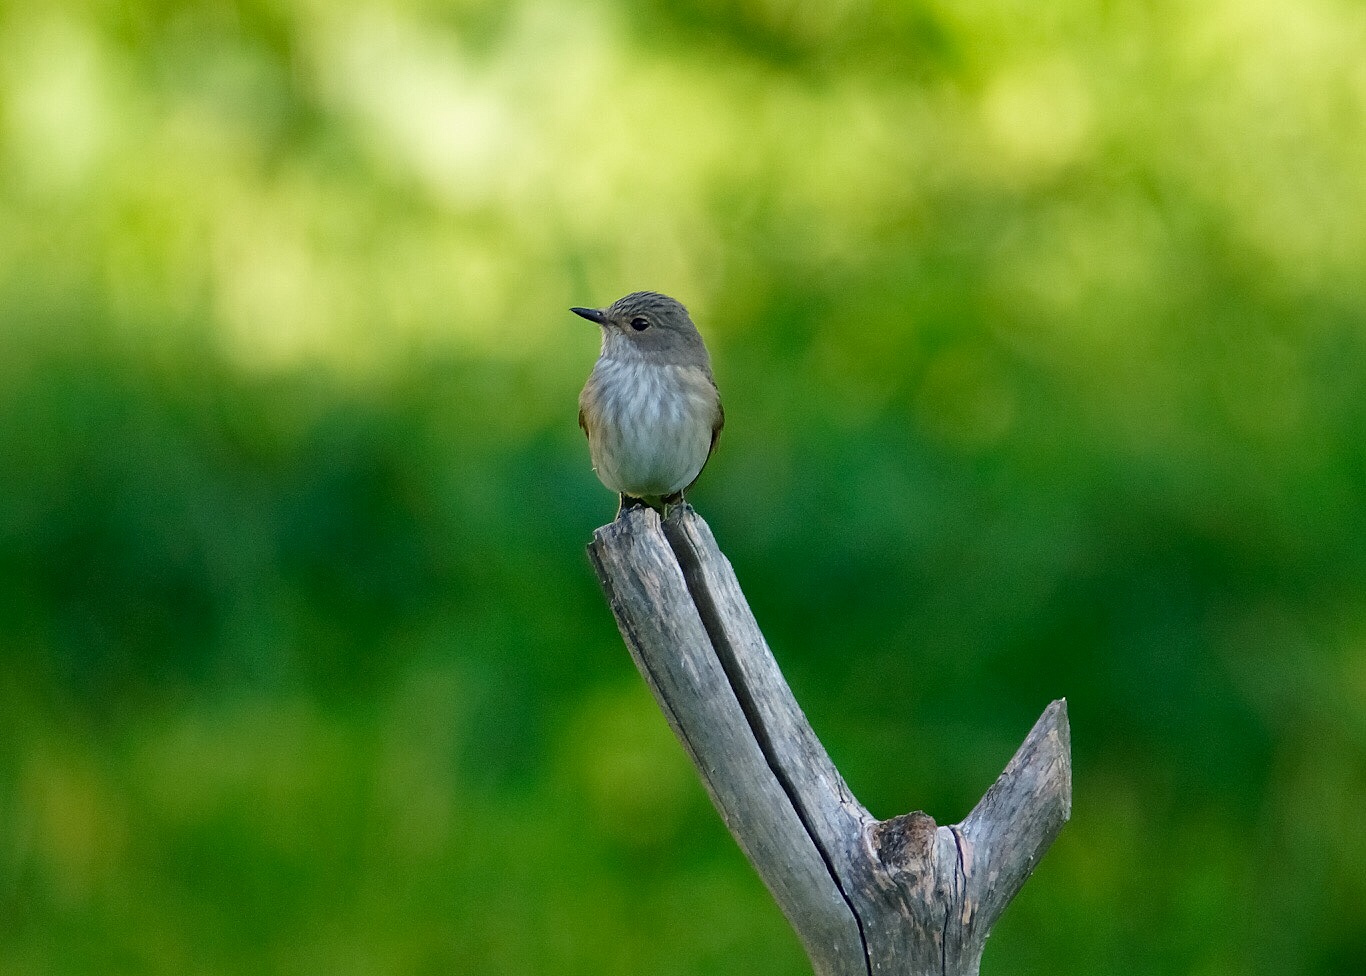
[588,504,1071,976]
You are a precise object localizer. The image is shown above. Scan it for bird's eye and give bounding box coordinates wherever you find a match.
[630,317,650,331]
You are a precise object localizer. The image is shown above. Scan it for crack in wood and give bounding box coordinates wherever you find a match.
[662,513,874,976]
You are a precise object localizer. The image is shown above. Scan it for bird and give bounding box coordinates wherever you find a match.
[572,291,724,516]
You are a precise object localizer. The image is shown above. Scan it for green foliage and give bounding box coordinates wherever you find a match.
[2,1,1364,973]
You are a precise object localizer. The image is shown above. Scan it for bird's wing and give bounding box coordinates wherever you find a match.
[680,393,723,499]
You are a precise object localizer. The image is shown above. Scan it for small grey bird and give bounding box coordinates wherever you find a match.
[573,292,724,515]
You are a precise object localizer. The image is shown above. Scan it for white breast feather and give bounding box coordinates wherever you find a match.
[586,360,715,497]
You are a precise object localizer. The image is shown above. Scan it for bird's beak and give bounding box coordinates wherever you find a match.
[570,306,607,325]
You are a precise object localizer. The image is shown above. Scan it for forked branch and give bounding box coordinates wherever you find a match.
[587,505,1071,976]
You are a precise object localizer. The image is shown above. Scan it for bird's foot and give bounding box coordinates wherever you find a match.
[660,491,691,521]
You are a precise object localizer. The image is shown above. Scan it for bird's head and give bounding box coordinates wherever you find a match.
[571,291,710,368]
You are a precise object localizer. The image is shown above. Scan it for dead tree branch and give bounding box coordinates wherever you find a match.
[587,505,1071,976]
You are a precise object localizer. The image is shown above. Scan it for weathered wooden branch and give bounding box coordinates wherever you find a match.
[587,504,1071,976]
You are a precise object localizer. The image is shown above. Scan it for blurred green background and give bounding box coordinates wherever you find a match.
[2,1,1365,973]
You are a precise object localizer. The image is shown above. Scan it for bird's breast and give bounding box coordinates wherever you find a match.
[580,358,718,497]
